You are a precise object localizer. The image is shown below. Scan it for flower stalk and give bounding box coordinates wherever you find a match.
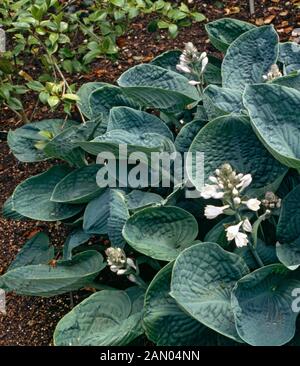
[201,163,273,267]
[105,248,147,289]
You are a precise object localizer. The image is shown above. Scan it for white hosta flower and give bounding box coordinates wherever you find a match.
[116,268,128,275]
[185,42,198,54]
[188,80,201,86]
[200,184,219,199]
[236,174,252,191]
[225,222,249,248]
[201,56,209,73]
[176,63,191,73]
[233,197,241,205]
[226,222,242,241]
[126,257,136,270]
[242,218,252,233]
[262,64,282,81]
[199,51,207,61]
[213,191,224,199]
[234,232,249,248]
[243,198,261,212]
[209,176,218,184]
[232,187,239,196]
[204,204,229,219]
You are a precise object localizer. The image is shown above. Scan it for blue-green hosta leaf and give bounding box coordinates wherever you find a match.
[0,250,105,296]
[277,184,300,269]
[188,115,287,193]
[8,232,54,271]
[170,242,249,342]
[121,87,197,113]
[203,85,243,120]
[83,189,110,234]
[78,130,175,160]
[7,119,78,162]
[63,228,92,260]
[122,206,198,261]
[118,64,199,112]
[107,106,174,141]
[51,165,103,204]
[279,42,300,74]
[2,196,26,221]
[244,84,300,170]
[203,56,222,85]
[12,166,84,221]
[222,25,279,91]
[125,190,162,211]
[89,84,140,122]
[174,120,205,153]
[144,262,238,346]
[43,125,86,167]
[151,50,181,73]
[205,18,256,52]
[107,190,129,248]
[270,71,300,92]
[77,82,107,119]
[118,64,198,101]
[125,286,145,314]
[54,290,143,346]
[232,264,300,346]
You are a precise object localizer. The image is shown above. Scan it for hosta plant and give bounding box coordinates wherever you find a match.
[2,18,300,346]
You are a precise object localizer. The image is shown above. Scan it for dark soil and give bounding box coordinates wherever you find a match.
[0,0,299,346]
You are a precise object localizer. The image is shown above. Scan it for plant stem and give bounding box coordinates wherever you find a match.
[248,238,264,267]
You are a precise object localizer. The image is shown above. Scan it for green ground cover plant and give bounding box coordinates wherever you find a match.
[2,17,300,346]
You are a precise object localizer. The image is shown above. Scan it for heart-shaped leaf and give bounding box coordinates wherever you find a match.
[118,64,199,112]
[12,165,84,221]
[232,264,300,346]
[244,84,300,170]
[51,165,103,204]
[188,115,287,193]
[170,242,249,341]
[54,290,143,346]
[144,262,238,346]
[205,18,256,52]
[222,25,278,91]
[107,106,173,140]
[78,130,175,159]
[122,206,198,261]
[0,250,105,296]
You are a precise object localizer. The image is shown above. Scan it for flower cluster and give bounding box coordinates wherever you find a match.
[263,64,282,81]
[262,191,281,210]
[176,42,208,85]
[105,247,136,276]
[201,163,262,248]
